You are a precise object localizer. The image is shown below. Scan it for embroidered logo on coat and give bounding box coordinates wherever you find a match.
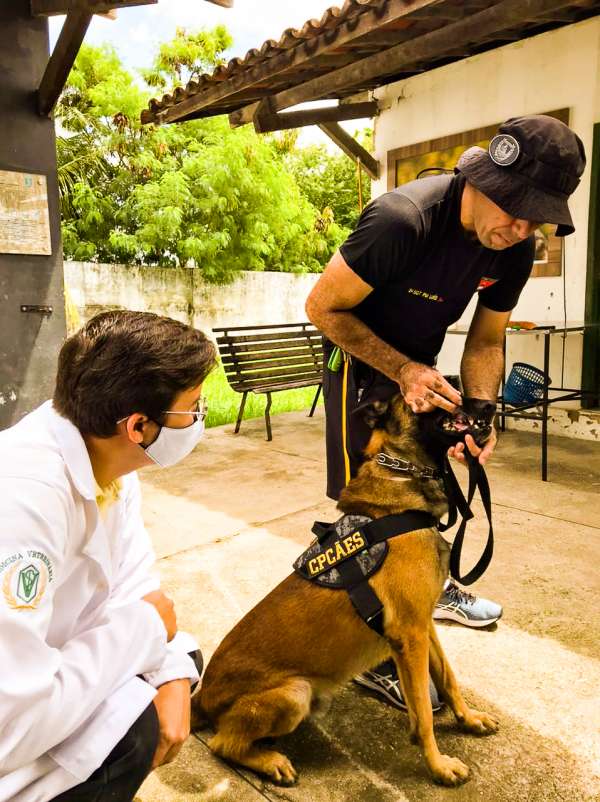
[1,551,53,611]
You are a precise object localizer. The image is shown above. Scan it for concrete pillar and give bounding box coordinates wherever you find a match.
[0,1,66,429]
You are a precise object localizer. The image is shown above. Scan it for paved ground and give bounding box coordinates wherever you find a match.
[137,408,600,802]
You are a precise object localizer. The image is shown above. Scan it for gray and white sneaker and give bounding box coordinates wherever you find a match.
[354,660,442,712]
[433,581,502,628]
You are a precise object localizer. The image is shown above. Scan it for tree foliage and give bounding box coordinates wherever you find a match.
[285,129,372,231]
[56,30,365,282]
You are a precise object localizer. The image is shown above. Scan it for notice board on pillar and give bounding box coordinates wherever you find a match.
[0,169,51,255]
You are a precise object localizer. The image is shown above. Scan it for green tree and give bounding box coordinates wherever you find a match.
[286,129,373,231]
[140,25,232,89]
[56,32,348,281]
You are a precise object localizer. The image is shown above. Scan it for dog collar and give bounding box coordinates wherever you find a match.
[375,452,440,480]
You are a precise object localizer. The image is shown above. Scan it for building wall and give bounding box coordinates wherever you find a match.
[64,262,320,334]
[64,261,599,440]
[371,17,600,393]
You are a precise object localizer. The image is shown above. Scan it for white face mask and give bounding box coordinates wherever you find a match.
[143,416,205,468]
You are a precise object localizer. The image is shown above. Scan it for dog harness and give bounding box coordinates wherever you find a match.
[293,450,494,636]
[294,510,437,635]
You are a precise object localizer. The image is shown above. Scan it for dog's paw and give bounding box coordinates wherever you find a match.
[263,752,298,787]
[430,754,470,786]
[460,709,500,735]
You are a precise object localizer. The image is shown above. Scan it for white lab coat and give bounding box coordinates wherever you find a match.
[0,402,200,802]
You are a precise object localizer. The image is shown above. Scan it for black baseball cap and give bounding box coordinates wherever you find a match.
[456,115,586,236]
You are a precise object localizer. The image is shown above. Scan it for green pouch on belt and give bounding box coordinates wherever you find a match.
[327,346,343,372]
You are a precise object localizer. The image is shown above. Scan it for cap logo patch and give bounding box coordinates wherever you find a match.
[489,134,520,166]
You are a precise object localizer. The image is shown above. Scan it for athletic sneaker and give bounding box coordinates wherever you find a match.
[354,659,442,712]
[433,580,503,627]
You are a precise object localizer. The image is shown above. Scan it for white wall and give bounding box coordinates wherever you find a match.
[372,17,600,395]
[64,262,319,335]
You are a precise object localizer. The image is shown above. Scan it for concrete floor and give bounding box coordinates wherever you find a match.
[137,408,600,802]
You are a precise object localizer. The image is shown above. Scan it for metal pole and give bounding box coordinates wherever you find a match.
[542,332,550,481]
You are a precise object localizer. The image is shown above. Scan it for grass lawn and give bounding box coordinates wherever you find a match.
[203,366,323,428]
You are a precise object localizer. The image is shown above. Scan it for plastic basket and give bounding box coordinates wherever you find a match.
[504,362,551,406]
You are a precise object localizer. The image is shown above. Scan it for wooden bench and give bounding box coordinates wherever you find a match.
[213,322,323,441]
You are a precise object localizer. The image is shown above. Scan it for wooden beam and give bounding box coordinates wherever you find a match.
[350,30,416,47]
[31,0,156,15]
[148,0,440,124]
[237,100,379,133]
[410,3,492,21]
[37,8,92,116]
[205,0,234,6]
[318,122,380,181]
[267,0,591,112]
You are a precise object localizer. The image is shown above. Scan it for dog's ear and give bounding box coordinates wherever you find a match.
[355,399,390,429]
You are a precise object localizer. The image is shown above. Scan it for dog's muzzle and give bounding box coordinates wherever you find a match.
[426,397,496,450]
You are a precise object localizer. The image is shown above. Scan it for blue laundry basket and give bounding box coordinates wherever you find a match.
[504,362,551,406]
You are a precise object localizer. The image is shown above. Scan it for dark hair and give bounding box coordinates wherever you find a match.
[53,310,217,437]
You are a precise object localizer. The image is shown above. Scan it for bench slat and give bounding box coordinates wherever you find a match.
[213,322,314,334]
[229,365,323,384]
[219,340,321,358]
[249,378,321,392]
[216,329,320,346]
[221,351,322,369]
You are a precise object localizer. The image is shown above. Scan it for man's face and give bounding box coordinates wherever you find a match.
[469,188,541,250]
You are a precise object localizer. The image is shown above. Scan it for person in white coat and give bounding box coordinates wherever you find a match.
[0,310,217,802]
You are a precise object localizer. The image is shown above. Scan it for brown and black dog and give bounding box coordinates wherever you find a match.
[194,395,499,786]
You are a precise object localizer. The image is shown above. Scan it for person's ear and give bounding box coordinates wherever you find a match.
[122,413,149,445]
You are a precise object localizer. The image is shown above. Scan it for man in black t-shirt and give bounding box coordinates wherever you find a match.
[306,114,586,711]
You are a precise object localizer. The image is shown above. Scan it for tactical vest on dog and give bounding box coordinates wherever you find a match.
[294,510,437,635]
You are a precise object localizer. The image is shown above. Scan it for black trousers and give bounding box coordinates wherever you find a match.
[50,702,159,802]
[323,341,397,500]
[50,650,203,802]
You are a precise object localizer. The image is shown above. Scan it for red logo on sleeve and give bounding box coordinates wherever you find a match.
[478,277,498,291]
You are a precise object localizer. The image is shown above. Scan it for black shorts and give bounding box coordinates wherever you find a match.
[323,340,397,500]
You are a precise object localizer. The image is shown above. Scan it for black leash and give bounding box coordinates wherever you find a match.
[373,448,494,585]
[439,454,494,586]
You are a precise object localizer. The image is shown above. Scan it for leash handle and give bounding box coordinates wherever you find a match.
[449,455,494,585]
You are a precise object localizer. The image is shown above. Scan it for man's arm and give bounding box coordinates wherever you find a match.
[451,302,510,465]
[461,302,510,400]
[306,251,461,413]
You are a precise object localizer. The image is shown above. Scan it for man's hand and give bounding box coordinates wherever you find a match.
[143,590,177,642]
[398,361,462,414]
[448,426,497,467]
[151,679,191,769]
